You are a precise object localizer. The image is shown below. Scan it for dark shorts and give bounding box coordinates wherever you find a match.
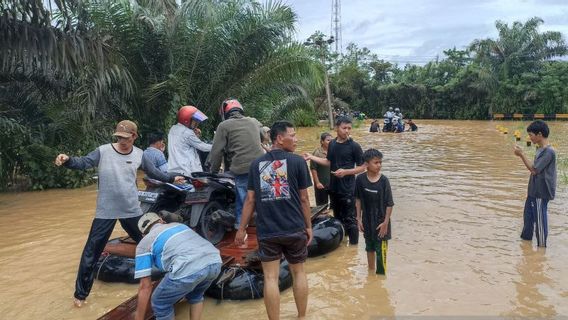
[258,231,308,264]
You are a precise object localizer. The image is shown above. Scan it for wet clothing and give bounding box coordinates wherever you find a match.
[326,138,363,244]
[167,123,212,176]
[528,146,556,200]
[248,149,312,240]
[74,217,142,300]
[520,146,556,247]
[258,231,308,264]
[521,197,549,247]
[135,223,221,320]
[144,146,168,174]
[355,174,394,242]
[64,143,176,300]
[369,122,379,132]
[310,147,330,206]
[151,263,221,320]
[209,113,264,175]
[365,238,388,275]
[408,122,418,131]
[327,138,364,195]
[330,192,359,244]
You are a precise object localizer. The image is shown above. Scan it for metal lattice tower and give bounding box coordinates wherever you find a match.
[331,0,342,54]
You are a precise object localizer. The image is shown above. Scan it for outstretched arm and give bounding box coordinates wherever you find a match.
[55,148,100,170]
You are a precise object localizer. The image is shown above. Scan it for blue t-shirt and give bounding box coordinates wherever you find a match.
[248,149,312,239]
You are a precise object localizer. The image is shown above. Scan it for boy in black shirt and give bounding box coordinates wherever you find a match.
[305,116,366,245]
[355,149,394,274]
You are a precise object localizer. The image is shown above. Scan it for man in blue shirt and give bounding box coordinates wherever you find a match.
[134,212,222,320]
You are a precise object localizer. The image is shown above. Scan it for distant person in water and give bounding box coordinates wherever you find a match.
[513,120,556,247]
[54,120,184,308]
[406,119,418,131]
[355,149,394,274]
[369,120,380,133]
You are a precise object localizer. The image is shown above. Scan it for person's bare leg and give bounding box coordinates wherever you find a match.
[262,260,282,320]
[73,298,85,308]
[367,251,376,271]
[189,302,204,320]
[289,262,308,319]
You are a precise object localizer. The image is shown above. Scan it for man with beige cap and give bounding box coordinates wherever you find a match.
[54,120,184,307]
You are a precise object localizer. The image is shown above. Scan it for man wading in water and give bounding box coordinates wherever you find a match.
[54,120,184,307]
[304,116,366,245]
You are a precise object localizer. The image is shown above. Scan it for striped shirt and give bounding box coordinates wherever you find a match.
[134,223,221,279]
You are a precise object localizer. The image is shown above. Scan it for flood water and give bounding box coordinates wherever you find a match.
[0,120,567,319]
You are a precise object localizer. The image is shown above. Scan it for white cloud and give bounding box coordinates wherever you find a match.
[284,0,568,64]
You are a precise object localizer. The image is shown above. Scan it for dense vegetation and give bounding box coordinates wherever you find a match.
[321,17,568,119]
[0,0,323,190]
[1,0,566,191]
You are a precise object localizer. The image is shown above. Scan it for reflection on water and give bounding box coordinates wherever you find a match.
[0,120,567,319]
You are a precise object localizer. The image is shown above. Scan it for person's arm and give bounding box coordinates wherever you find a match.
[208,126,226,173]
[378,177,395,238]
[55,148,100,170]
[141,153,184,183]
[135,277,152,320]
[514,146,537,175]
[378,206,392,238]
[333,164,366,178]
[299,188,313,245]
[234,190,256,246]
[303,153,330,167]
[310,168,324,190]
[187,129,212,152]
[355,198,364,232]
[532,147,554,176]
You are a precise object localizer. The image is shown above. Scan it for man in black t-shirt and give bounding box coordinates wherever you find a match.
[235,121,313,320]
[304,116,366,245]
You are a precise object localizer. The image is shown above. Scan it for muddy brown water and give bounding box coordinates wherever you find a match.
[0,120,567,319]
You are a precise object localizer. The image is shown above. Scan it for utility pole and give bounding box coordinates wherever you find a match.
[305,36,335,129]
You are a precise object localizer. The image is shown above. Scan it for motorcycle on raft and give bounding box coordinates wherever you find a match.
[139,151,237,244]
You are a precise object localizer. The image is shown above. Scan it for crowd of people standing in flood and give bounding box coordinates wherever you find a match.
[54,100,556,320]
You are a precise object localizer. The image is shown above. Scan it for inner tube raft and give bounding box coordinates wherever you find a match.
[205,261,292,300]
[308,215,344,257]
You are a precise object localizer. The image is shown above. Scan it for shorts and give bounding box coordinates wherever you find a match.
[365,238,388,275]
[258,231,308,264]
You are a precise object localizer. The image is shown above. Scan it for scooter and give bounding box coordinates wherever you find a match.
[138,171,236,245]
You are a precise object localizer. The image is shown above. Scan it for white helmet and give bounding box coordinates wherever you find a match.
[395,108,400,112]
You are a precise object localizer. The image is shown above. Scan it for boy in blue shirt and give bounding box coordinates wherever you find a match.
[355,149,394,274]
[513,120,556,247]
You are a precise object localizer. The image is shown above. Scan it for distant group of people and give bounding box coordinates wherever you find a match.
[369,107,418,133]
[54,97,556,320]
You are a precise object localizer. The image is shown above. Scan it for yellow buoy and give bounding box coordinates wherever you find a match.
[526,135,531,147]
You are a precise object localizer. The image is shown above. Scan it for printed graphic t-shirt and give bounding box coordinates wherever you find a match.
[248,149,312,239]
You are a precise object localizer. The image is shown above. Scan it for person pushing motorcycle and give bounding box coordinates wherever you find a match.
[208,99,265,229]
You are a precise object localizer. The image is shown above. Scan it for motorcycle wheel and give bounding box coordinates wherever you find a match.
[198,200,226,245]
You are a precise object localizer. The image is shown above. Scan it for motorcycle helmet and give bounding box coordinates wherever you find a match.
[388,107,393,111]
[395,107,400,112]
[177,105,208,127]
[220,98,244,120]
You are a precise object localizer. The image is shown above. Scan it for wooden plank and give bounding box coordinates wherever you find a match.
[98,282,159,320]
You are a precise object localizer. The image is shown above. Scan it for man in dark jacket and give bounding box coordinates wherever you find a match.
[208,99,265,229]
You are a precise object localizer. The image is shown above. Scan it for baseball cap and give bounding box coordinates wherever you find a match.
[113,120,138,138]
[138,212,161,234]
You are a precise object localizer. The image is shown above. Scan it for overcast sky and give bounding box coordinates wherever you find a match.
[284,0,568,65]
